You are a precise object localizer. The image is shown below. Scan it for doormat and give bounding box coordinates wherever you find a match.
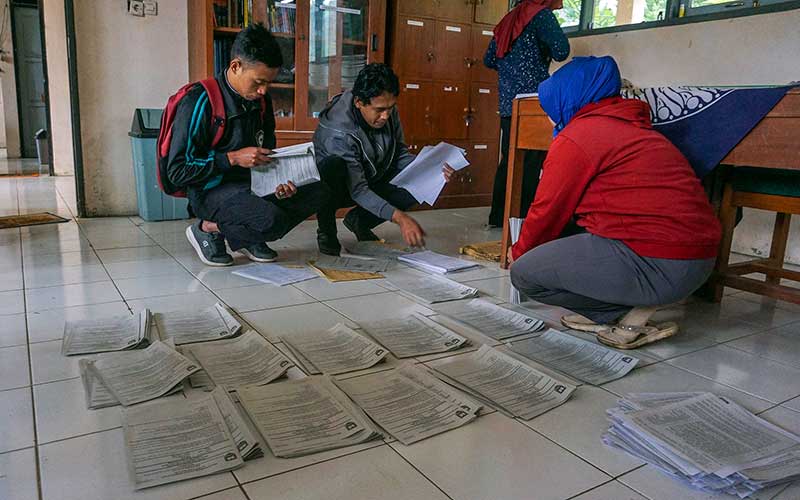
[0,172,39,178]
[0,212,69,229]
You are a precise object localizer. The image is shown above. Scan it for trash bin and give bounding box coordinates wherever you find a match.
[129,108,189,221]
[35,129,49,173]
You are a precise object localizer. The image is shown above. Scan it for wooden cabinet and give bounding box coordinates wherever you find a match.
[390,0,508,208]
[188,0,387,145]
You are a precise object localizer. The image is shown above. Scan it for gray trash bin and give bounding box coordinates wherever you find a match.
[35,129,49,173]
[130,108,189,221]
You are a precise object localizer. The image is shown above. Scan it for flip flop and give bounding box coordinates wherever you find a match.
[560,314,613,334]
[597,322,679,349]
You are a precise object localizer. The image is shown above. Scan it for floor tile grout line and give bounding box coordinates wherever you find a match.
[35,425,124,448]
[383,444,456,500]
[564,477,622,500]
[185,483,249,500]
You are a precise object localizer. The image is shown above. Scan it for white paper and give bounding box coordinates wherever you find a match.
[79,359,119,409]
[509,217,524,304]
[510,329,639,385]
[61,310,150,356]
[360,313,468,358]
[122,395,243,489]
[154,303,241,345]
[281,324,387,375]
[390,142,469,204]
[334,363,480,445]
[431,345,575,420]
[397,250,480,274]
[441,299,545,340]
[210,387,262,460]
[251,142,320,197]
[387,274,478,304]
[514,93,538,99]
[232,263,318,286]
[87,341,200,406]
[184,331,294,387]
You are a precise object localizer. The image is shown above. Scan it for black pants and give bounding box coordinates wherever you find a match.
[488,116,546,227]
[188,181,330,251]
[316,156,417,236]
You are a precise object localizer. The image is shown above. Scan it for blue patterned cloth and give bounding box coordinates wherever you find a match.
[484,9,570,118]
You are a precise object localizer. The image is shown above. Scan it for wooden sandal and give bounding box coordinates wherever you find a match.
[597,322,679,349]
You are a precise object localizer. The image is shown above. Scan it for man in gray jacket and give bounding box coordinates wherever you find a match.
[313,63,453,255]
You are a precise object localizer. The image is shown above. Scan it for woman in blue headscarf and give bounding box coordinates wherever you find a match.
[508,56,721,349]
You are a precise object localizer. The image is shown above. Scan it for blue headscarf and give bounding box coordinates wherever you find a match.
[538,56,622,137]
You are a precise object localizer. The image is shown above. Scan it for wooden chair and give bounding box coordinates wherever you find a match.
[713,167,800,304]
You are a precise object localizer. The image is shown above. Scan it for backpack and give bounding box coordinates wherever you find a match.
[156,77,267,197]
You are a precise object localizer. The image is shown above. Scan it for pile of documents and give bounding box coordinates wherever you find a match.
[398,250,481,274]
[603,392,800,498]
[387,274,478,304]
[360,313,469,358]
[345,241,417,259]
[233,263,318,286]
[508,217,524,305]
[390,142,469,204]
[431,345,576,420]
[154,303,241,345]
[236,377,383,457]
[440,299,545,340]
[62,310,151,356]
[333,363,481,445]
[310,255,393,281]
[509,329,639,385]
[281,324,388,375]
[251,142,320,197]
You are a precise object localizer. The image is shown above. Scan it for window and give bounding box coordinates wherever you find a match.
[556,0,582,27]
[591,0,668,28]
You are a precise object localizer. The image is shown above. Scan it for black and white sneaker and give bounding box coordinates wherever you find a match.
[239,242,278,262]
[185,221,234,267]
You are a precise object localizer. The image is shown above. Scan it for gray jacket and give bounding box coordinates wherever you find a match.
[313,90,415,221]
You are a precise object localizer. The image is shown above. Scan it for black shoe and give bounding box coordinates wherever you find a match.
[343,211,380,242]
[185,222,234,267]
[317,231,342,256]
[239,242,278,262]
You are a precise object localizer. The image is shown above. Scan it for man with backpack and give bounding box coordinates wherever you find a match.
[161,23,329,266]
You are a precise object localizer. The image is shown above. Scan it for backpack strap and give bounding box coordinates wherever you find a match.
[199,78,226,148]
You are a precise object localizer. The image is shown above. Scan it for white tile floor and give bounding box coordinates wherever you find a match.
[1,170,800,500]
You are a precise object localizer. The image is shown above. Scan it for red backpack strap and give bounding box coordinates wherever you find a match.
[199,78,226,148]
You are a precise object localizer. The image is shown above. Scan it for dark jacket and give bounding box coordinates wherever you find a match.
[313,90,415,221]
[165,73,276,192]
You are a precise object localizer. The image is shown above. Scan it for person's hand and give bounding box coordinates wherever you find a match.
[442,163,456,182]
[226,147,273,168]
[392,210,426,247]
[506,246,515,265]
[275,181,297,199]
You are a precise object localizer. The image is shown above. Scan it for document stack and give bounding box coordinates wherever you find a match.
[603,392,800,498]
[333,363,481,445]
[398,250,481,274]
[233,263,318,286]
[312,255,393,274]
[154,302,241,345]
[62,310,151,356]
[250,142,320,197]
[508,217,524,305]
[439,299,545,340]
[281,324,388,375]
[387,274,479,304]
[430,345,575,420]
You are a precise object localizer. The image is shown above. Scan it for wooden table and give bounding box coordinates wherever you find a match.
[500,88,800,269]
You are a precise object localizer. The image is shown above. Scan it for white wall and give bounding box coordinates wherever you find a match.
[567,9,800,264]
[0,0,21,158]
[74,1,188,216]
[43,0,73,176]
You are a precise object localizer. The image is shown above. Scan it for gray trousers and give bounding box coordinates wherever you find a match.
[509,233,715,324]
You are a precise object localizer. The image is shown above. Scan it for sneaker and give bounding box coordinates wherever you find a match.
[239,242,278,262]
[317,230,342,256]
[343,211,380,242]
[185,222,233,267]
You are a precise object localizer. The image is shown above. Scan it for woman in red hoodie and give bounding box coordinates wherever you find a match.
[508,56,721,349]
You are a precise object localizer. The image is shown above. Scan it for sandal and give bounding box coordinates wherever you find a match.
[597,322,679,349]
[560,314,613,334]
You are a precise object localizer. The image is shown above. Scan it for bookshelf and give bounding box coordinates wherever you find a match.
[189,0,387,145]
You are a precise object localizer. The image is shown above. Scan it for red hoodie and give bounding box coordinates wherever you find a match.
[512,96,722,261]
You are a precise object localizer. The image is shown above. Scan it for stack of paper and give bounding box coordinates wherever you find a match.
[345,241,417,259]
[209,387,263,461]
[85,341,200,406]
[390,142,469,204]
[61,310,151,356]
[182,331,295,388]
[154,302,241,345]
[360,312,469,358]
[387,274,478,304]
[281,324,388,375]
[122,393,244,490]
[233,263,318,286]
[311,255,392,274]
[603,392,800,498]
[398,250,481,274]
[251,142,320,197]
[430,345,575,420]
[508,217,524,305]
[236,377,383,457]
[333,363,481,445]
[438,299,545,340]
[509,329,639,385]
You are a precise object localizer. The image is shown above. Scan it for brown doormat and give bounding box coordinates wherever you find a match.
[0,212,69,229]
[0,172,40,178]
[459,240,502,262]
